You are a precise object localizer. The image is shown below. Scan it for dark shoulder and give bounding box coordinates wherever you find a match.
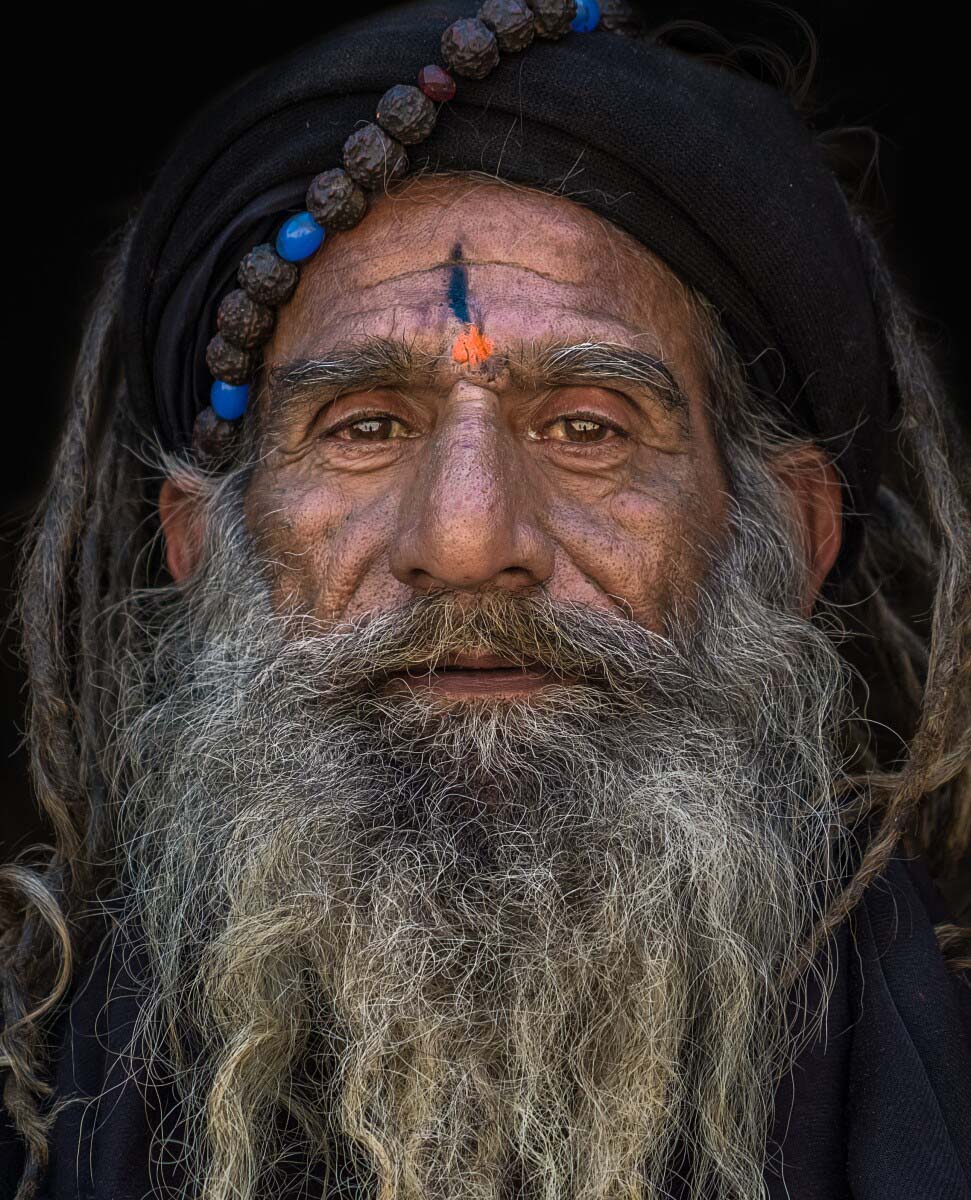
[845,853,971,1196]
[0,1098,27,1194]
[1,918,154,1199]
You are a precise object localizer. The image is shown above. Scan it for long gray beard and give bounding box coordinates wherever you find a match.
[109,460,851,1200]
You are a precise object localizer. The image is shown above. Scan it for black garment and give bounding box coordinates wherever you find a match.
[3,856,969,1199]
[119,0,892,573]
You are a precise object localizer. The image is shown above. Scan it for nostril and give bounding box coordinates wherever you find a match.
[389,461,554,594]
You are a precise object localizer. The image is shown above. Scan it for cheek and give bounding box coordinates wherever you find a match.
[244,468,401,620]
[547,459,728,628]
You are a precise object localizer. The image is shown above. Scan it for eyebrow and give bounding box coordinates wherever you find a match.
[264,336,691,431]
[265,338,427,409]
[510,341,690,421]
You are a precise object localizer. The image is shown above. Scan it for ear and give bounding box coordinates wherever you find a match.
[159,477,205,583]
[769,445,843,613]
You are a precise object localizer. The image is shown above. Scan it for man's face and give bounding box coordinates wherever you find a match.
[141,177,847,1200]
[245,177,730,688]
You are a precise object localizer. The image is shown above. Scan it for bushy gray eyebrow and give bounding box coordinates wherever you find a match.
[510,341,689,417]
[265,338,428,411]
[264,336,691,433]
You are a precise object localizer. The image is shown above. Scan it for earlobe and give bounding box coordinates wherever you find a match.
[770,447,843,612]
[159,477,204,583]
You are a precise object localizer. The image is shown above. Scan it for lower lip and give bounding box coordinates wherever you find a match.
[386,667,557,697]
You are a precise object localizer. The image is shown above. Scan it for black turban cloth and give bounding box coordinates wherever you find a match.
[121,0,893,571]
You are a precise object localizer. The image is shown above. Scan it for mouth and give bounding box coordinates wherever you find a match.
[383,652,564,698]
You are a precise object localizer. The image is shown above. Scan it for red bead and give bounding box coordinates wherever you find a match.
[417,64,457,102]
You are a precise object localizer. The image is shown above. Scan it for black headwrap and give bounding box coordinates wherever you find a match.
[121,0,893,569]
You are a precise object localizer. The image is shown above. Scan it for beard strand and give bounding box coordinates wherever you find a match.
[108,462,852,1200]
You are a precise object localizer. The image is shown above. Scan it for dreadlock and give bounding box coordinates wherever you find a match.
[2,16,969,1198]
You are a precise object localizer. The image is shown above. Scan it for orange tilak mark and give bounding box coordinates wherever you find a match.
[451,325,495,368]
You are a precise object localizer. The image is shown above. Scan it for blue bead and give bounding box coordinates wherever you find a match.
[570,0,600,32]
[276,212,325,262]
[210,379,250,421]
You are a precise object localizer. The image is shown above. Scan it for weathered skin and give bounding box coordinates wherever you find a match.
[162,178,841,696]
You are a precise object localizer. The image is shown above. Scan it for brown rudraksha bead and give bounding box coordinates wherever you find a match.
[441,18,501,79]
[216,289,275,349]
[526,0,577,39]
[479,0,535,52]
[598,0,644,34]
[376,84,437,145]
[192,405,239,467]
[306,169,368,231]
[343,123,409,190]
[237,244,299,307]
[206,334,255,385]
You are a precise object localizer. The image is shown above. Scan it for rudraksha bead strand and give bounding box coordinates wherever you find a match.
[527,0,577,39]
[441,17,501,78]
[343,123,410,190]
[206,336,255,387]
[377,84,438,143]
[238,244,299,306]
[306,169,368,231]
[479,0,535,52]
[216,290,275,350]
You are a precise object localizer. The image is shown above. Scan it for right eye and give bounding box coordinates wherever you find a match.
[327,414,414,441]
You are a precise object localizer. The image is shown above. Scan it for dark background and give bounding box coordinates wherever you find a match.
[1,2,967,858]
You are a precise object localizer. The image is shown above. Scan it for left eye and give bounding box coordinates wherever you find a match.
[330,415,411,441]
[547,416,617,443]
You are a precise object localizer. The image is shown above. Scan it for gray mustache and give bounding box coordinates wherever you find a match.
[279,590,691,699]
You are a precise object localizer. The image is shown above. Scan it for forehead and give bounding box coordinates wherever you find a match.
[265,177,708,399]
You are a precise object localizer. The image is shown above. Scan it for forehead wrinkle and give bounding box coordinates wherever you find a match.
[325,258,583,293]
[306,299,668,351]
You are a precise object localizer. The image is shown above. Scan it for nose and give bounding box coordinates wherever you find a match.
[389,384,554,594]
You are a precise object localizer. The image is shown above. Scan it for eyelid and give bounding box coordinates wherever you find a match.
[569,379,682,423]
[324,409,416,440]
[539,409,628,437]
[316,389,416,433]
[545,381,656,419]
[328,407,399,424]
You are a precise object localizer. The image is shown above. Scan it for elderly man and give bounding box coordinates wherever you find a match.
[1,2,969,1198]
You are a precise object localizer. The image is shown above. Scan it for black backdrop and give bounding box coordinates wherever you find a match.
[2,1,967,858]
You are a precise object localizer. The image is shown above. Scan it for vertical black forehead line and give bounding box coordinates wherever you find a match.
[447,241,472,325]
